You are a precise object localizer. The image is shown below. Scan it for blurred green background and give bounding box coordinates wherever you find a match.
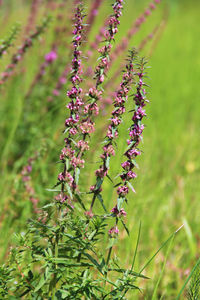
[0,0,200,298]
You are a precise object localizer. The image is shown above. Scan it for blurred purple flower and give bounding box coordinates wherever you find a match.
[45,50,57,63]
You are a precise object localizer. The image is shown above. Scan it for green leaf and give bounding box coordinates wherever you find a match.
[74,193,86,210]
[131,159,139,169]
[52,181,62,189]
[111,127,116,138]
[106,238,117,249]
[96,177,103,190]
[46,188,61,192]
[124,141,135,153]
[127,181,136,193]
[97,194,107,212]
[75,167,80,185]
[106,174,113,184]
[66,158,69,170]
[88,230,97,240]
[121,219,129,236]
[108,268,148,279]
[117,197,124,211]
[65,183,72,198]
[105,156,110,169]
[83,253,103,274]
[42,203,54,209]
[51,258,93,268]
[63,127,70,134]
[34,275,46,292]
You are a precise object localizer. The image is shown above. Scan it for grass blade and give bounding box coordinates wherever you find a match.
[176,257,200,300]
[152,232,175,299]
[131,221,141,272]
[140,224,184,274]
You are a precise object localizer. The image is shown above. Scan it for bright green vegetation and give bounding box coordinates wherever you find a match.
[0,0,199,298]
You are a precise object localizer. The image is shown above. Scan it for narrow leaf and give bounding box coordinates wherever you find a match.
[97,193,107,212]
[74,193,86,210]
[121,219,129,236]
[127,181,136,193]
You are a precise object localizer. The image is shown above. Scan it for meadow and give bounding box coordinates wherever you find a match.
[0,0,200,298]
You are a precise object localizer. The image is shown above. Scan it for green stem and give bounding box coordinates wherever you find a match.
[51,231,59,299]
[106,247,112,266]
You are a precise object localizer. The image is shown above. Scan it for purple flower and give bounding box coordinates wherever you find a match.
[145,9,151,16]
[53,89,60,96]
[84,210,94,218]
[45,50,57,63]
[127,171,137,179]
[149,3,156,10]
[55,193,68,203]
[111,205,127,217]
[117,185,129,196]
[108,225,119,236]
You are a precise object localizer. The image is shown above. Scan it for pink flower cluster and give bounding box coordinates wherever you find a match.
[21,155,40,214]
[108,225,119,236]
[58,171,74,186]
[24,0,41,35]
[111,205,127,217]
[117,58,149,197]
[45,50,57,63]
[54,5,86,203]
[54,193,74,209]
[66,0,124,195]
[94,0,124,87]
[62,5,85,159]
[91,50,135,194]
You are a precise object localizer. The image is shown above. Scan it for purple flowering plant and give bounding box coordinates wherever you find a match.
[0,1,169,299]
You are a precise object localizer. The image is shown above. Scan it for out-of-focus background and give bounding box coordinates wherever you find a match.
[0,0,199,298]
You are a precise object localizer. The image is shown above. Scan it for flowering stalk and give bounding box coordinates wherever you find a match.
[101,14,162,110]
[138,24,159,51]
[75,0,124,161]
[85,0,123,77]
[48,0,80,100]
[55,0,124,202]
[56,4,86,202]
[25,49,57,99]
[88,49,137,214]
[48,66,70,99]
[24,0,41,35]
[85,0,105,37]
[148,11,168,57]
[84,0,161,103]
[87,11,109,54]
[49,0,104,100]
[109,0,161,68]
[85,0,160,80]
[110,57,149,234]
[0,17,50,86]
[26,1,71,100]
[21,154,40,214]
[0,24,20,58]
